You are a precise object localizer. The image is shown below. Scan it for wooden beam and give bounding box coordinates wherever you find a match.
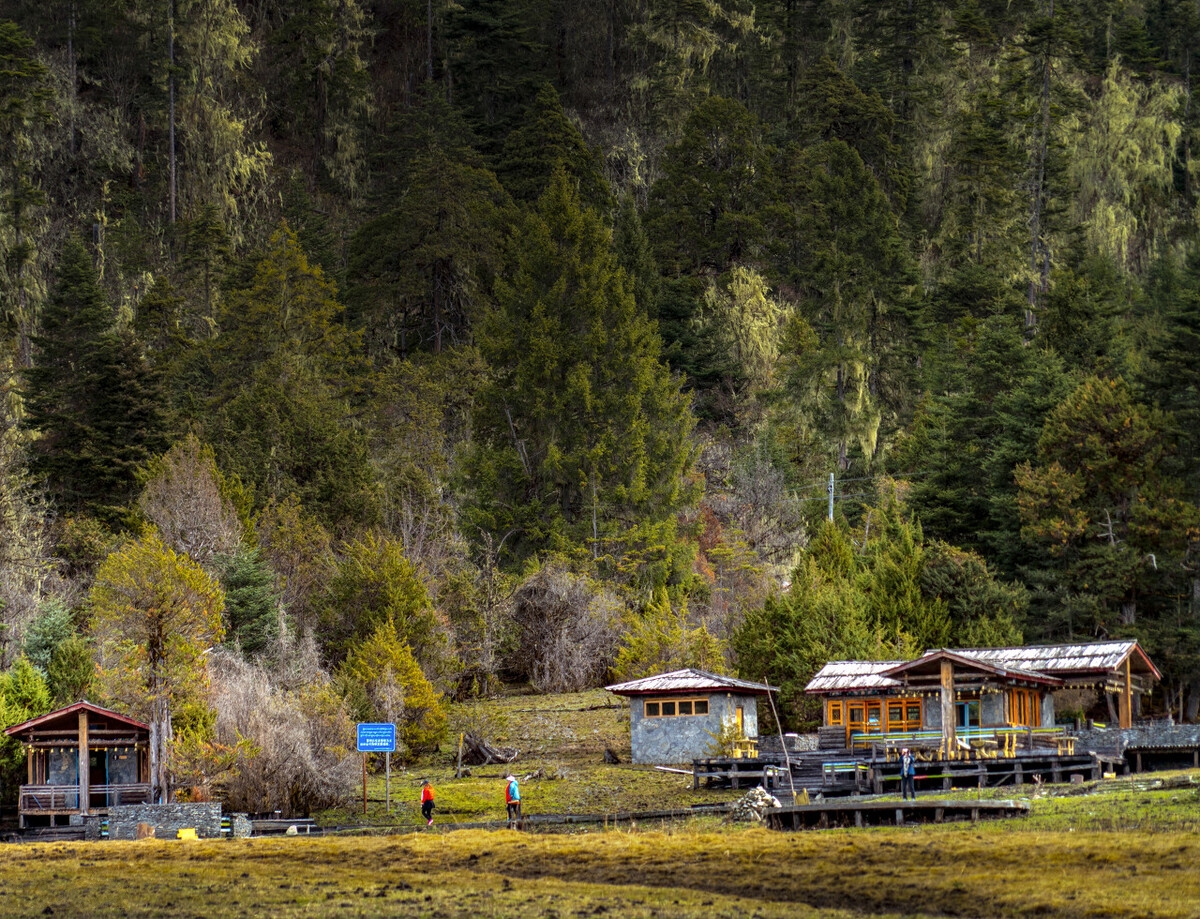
[78,709,89,815]
[1122,657,1132,729]
[940,660,956,755]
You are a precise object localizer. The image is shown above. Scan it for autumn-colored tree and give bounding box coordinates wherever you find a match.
[336,619,447,759]
[317,532,448,674]
[90,531,225,804]
[611,589,727,682]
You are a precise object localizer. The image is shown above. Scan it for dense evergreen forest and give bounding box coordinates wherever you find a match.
[2,0,1200,804]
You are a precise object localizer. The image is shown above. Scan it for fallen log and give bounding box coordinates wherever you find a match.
[461,732,519,766]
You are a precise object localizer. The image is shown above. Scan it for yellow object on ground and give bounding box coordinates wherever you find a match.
[176,828,199,840]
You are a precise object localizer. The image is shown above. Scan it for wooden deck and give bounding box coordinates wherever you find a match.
[695,748,1124,796]
[766,798,1031,830]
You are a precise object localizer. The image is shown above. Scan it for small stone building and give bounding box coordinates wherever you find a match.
[605,669,776,764]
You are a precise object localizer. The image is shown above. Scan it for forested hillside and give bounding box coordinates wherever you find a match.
[2,0,1200,804]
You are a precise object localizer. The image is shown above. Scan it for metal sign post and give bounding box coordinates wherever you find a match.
[356,723,397,818]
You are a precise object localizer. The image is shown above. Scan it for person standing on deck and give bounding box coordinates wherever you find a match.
[504,774,521,828]
[420,779,435,826]
[899,748,916,800]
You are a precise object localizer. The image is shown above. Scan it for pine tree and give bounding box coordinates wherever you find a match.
[466,170,697,574]
[217,548,279,657]
[496,82,611,212]
[23,238,167,521]
[774,140,919,471]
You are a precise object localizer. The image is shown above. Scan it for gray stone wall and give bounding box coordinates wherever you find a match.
[981,692,1005,726]
[1041,693,1056,727]
[82,803,249,840]
[628,693,760,764]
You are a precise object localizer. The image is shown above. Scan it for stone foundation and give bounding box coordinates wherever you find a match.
[82,803,251,840]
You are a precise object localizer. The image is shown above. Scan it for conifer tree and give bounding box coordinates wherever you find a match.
[23,238,166,521]
[466,170,697,573]
[496,83,612,213]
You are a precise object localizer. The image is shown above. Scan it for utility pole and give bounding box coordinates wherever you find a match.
[827,472,835,522]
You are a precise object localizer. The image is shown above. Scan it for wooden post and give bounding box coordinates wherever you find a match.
[1120,658,1133,729]
[940,660,956,758]
[455,732,464,779]
[78,709,89,815]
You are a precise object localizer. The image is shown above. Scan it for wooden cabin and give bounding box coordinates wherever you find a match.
[807,640,1160,749]
[4,701,151,828]
[606,669,776,764]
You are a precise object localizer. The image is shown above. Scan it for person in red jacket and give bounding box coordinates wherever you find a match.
[420,779,435,826]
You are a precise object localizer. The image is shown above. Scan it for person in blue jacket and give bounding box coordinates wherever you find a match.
[504,774,521,828]
[899,748,917,800]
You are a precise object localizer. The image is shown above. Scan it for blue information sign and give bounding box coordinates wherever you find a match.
[356,722,396,753]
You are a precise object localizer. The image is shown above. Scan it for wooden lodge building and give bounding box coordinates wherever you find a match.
[4,701,151,828]
[806,640,1160,750]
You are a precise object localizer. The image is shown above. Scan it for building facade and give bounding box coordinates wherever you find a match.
[606,669,776,764]
[806,640,1159,748]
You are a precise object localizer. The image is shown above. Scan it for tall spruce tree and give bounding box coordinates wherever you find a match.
[465,170,697,577]
[23,238,166,521]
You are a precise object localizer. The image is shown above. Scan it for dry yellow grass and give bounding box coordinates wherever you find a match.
[2,823,1198,918]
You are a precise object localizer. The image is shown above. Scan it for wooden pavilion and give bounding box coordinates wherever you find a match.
[4,701,151,828]
[806,640,1161,752]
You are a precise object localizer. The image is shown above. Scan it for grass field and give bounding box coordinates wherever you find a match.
[4,806,1200,918]
[6,691,1199,917]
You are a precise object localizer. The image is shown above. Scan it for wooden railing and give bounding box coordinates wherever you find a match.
[849,727,1074,759]
[19,784,152,812]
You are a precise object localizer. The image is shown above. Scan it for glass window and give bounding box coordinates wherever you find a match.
[678,700,693,715]
[888,704,903,722]
[645,701,659,717]
[907,703,921,722]
[848,705,865,724]
[661,701,676,716]
[828,701,843,725]
[694,699,709,715]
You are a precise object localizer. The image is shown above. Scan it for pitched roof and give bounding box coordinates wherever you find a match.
[606,669,776,696]
[804,640,1160,694]
[966,640,1160,680]
[882,650,1064,688]
[4,700,150,738]
[805,661,904,694]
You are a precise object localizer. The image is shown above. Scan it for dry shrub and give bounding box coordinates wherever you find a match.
[509,562,620,693]
[209,650,357,816]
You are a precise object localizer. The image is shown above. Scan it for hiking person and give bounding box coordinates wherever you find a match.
[504,774,521,828]
[899,748,916,801]
[420,779,435,826]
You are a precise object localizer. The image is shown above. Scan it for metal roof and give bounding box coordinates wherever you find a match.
[882,650,1065,688]
[964,641,1160,679]
[805,640,1160,695]
[805,661,905,694]
[605,669,776,696]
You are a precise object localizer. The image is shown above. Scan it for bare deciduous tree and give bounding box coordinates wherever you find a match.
[209,650,358,816]
[138,433,242,567]
[510,562,620,693]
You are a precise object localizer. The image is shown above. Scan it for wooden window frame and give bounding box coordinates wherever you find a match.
[827,700,844,726]
[1008,689,1041,728]
[643,697,710,718]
